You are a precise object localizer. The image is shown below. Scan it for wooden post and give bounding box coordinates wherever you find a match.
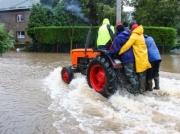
[38,44,40,53]
[57,44,58,53]
[162,45,164,54]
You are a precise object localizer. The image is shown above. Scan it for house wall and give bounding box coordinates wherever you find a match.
[0,9,32,45]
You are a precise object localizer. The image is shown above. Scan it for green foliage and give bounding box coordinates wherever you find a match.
[26,3,70,39]
[34,26,69,44]
[133,0,180,27]
[26,0,133,48]
[144,26,177,45]
[84,0,116,25]
[0,23,14,55]
[26,4,53,40]
[40,0,59,8]
[26,2,91,40]
[175,23,180,36]
[144,26,177,53]
[96,3,116,25]
[33,26,176,53]
[34,26,99,49]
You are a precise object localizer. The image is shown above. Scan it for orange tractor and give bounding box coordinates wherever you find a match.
[61,25,128,97]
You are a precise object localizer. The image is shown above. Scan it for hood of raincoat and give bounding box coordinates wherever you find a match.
[102,18,110,25]
[132,25,143,35]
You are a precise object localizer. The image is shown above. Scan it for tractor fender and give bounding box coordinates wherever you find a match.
[93,49,123,69]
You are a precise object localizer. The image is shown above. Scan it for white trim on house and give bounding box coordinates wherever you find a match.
[0,0,39,11]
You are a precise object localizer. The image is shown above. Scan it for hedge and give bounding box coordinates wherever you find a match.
[144,26,176,45]
[33,26,177,53]
[34,26,99,49]
[144,26,177,54]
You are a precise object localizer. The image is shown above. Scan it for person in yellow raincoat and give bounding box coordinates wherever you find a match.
[119,23,151,93]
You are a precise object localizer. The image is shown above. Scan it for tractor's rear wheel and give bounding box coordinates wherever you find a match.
[87,56,116,97]
[61,67,74,84]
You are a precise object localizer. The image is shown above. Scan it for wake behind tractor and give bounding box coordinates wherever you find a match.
[61,24,129,97]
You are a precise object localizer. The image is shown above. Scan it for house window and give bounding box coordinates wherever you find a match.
[17,31,25,38]
[17,14,24,22]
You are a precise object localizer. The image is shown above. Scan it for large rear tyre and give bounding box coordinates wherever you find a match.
[87,56,116,97]
[61,67,74,84]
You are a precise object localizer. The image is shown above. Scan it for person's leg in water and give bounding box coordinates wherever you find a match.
[137,71,147,93]
[153,60,161,89]
[146,62,154,91]
[123,62,140,94]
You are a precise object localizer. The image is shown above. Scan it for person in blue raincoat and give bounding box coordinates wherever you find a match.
[144,35,161,91]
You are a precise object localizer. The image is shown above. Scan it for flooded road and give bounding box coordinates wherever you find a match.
[0,51,180,134]
[160,54,180,74]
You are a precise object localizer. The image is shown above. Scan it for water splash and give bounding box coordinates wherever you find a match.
[43,67,180,134]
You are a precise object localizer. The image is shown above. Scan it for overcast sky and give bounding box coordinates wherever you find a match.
[123,6,134,12]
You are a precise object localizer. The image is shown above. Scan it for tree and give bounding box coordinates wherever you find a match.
[132,0,180,27]
[75,0,117,25]
[26,4,53,40]
[26,3,69,40]
[26,0,131,42]
[0,23,14,56]
[40,0,59,8]
[61,0,117,25]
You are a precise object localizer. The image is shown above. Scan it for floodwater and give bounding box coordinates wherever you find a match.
[0,51,180,134]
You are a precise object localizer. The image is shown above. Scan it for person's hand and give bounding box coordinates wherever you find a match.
[102,50,109,55]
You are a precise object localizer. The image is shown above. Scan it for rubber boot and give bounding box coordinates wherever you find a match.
[147,80,153,91]
[154,77,160,90]
[145,80,149,91]
[128,77,139,94]
[139,76,146,93]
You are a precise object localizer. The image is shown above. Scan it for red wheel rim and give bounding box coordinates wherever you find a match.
[62,70,69,83]
[89,65,106,92]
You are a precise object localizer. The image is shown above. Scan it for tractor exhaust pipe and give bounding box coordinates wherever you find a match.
[84,23,92,58]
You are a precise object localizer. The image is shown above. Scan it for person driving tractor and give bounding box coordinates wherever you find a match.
[96,18,115,49]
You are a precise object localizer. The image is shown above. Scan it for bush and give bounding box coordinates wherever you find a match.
[33,26,98,52]
[144,26,177,54]
[144,26,177,45]
[0,23,15,56]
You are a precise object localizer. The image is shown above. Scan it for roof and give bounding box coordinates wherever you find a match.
[0,0,40,11]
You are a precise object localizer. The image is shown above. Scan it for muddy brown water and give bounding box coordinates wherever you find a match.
[0,51,180,134]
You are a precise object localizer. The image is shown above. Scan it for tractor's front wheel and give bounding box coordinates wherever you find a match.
[61,67,74,84]
[87,56,116,97]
